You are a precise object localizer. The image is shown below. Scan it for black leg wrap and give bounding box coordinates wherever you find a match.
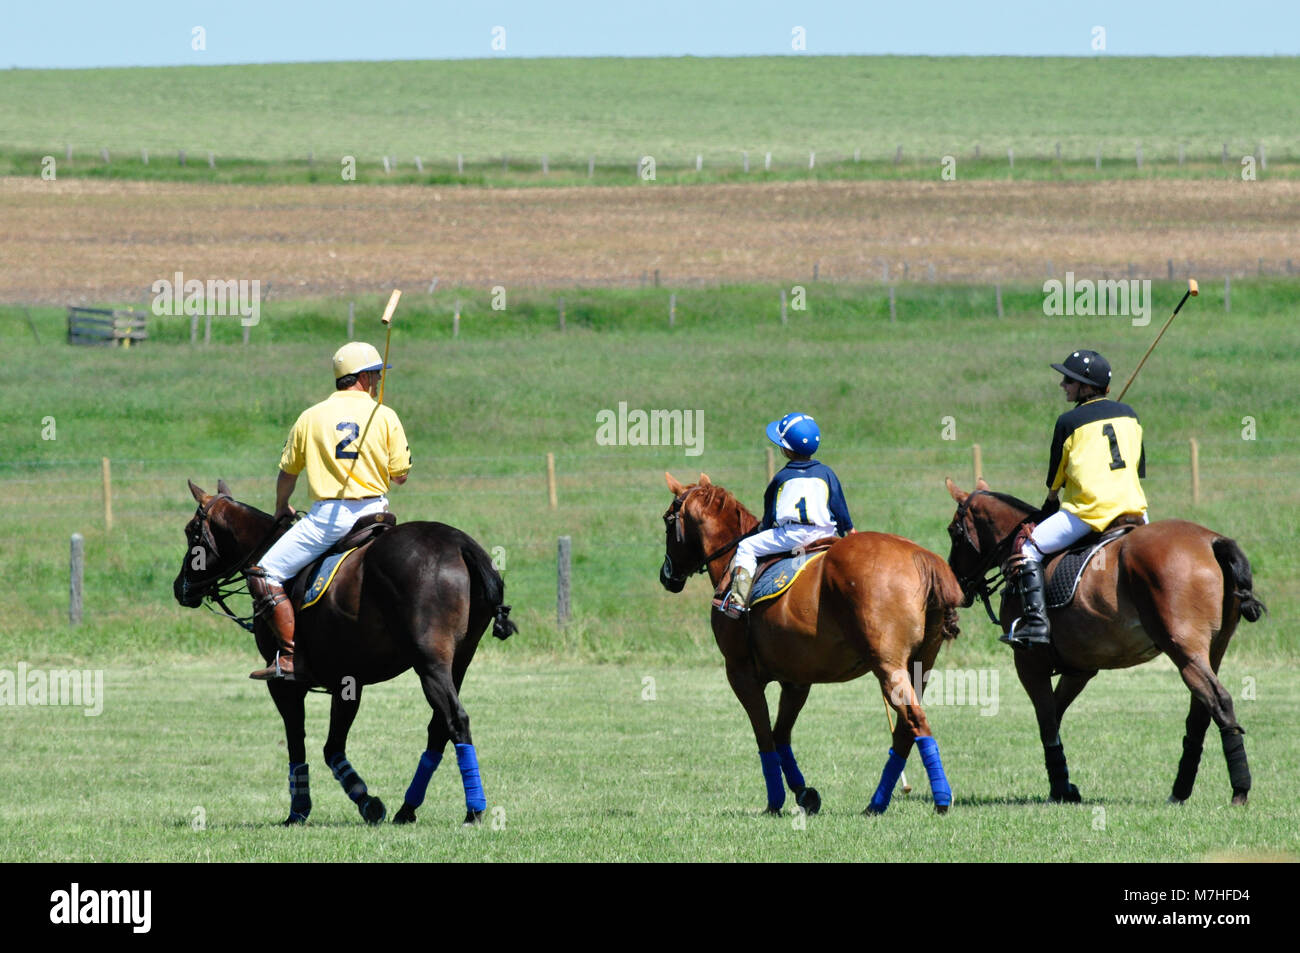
[1044,743,1079,801]
[328,753,368,804]
[1170,736,1204,802]
[1221,728,1251,797]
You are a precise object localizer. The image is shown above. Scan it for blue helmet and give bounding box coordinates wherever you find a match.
[766,412,821,455]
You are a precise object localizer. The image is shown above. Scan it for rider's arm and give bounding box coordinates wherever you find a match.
[273,469,297,520]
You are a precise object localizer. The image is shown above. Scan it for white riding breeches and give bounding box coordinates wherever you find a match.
[258,497,389,585]
[1021,509,1149,562]
[733,524,835,576]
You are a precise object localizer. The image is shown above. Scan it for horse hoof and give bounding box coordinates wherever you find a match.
[934,804,949,815]
[1050,784,1081,804]
[282,812,309,827]
[1231,793,1249,806]
[463,809,485,827]
[796,787,821,816]
[1167,795,1187,806]
[862,804,885,817]
[393,803,417,825]
[359,795,387,826]
[764,805,783,816]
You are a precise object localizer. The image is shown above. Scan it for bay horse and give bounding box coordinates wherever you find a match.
[944,477,1265,806]
[660,473,964,816]
[173,480,516,826]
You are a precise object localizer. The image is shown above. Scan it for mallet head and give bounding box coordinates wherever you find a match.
[1188,278,1199,297]
[381,289,402,325]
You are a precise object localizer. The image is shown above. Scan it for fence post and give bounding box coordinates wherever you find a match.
[889,286,896,323]
[547,452,557,510]
[764,151,772,171]
[542,154,549,174]
[242,322,250,346]
[780,288,788,325]
[743,150,749,173]
[101,458,113,532]
[1190,438,1200,505]
[458,154,464,174]
[558,297,565,332]
[190,313,198,344]
[70,533,84,625]
[347,300,354,337]
[995,283,1003,317]
[973,444,983,484]
[1224,276,1231,313]
[654,269,660,288]
[557,536,572,627]
[204,313,212,345]
[1008,147,1014,170]
[453,299,461,338]
[766,446,775,482]
[669,292,676,328]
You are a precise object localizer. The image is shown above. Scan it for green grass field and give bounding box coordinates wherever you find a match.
[3,280,1295,862]
[3,56,1297,184]
[2,657,1296,862]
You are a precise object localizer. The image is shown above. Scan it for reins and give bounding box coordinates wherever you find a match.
[188,495,294,633]
[951,491,1037,626]
[663,488,751,581]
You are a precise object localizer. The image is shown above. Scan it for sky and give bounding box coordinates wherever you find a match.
[2,1,1297,68]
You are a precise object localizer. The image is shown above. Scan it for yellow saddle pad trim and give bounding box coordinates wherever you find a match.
[301,547,358,609]
[750,550,827,607]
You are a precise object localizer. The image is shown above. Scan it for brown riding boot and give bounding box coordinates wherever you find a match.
[247,568,296,680]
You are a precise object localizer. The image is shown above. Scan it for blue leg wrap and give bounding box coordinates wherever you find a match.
[868,748,908,814]
[776,744,806,791]
[760,750,785,811]
[455,744,487,813]
[287,762,311,821]
[327,752,368,804]
[403,750,443,809]
[917,736,953,807]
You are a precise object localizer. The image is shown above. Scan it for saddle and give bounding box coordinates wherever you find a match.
[714,536,839,610]
[1011,515,1143,611]
[287,512,398,611]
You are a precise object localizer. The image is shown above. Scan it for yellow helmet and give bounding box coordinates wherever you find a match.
[332,342,389,379]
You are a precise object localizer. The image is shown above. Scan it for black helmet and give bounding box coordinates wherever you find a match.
[1051,350,1111,390]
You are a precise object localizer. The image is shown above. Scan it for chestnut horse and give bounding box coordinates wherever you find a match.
[660,473,964,815]
[944,478,1265,805]
[173,480,516,826]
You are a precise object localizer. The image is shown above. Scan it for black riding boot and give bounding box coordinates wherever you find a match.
[1002,559,1051,646]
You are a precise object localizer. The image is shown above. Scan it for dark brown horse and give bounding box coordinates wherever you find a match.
[173,480,516,826]
[660,473,964,815]
[944,478,1265,805]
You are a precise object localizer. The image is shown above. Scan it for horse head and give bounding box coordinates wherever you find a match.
[173,479,274,608]
[944,477,1037,608]
[660,472,756,592]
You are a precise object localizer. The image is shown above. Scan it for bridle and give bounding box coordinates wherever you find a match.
[183,494,292,632]
[661,487,749,587]
[948,491,1036,626]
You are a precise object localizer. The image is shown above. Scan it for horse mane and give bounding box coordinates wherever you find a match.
[693,483,761,534]
[980,490,1036,515]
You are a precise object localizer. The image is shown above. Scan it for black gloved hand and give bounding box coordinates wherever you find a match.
[1038,494,1060,518]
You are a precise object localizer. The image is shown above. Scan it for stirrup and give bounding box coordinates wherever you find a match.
[1000,619,1049,647]
[249,651,297,681]
[718,591,748,620]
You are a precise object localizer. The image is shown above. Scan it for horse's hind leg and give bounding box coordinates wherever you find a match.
[773,683,819,814]
[868,664,952,815]
[323,684,387,825]
[393,714,451,826]
[1176,656,1250,805]
[415,661,487,826]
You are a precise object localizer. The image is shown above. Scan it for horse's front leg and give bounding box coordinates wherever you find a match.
[773,682,820,815]
[267,679,312,825]
[324,682,386,825]
[724,659,783,814]
[1015,651,1081,803]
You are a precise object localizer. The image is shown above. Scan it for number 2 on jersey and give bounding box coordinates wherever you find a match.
[335,421,360,459]
[1101,423,1126,470]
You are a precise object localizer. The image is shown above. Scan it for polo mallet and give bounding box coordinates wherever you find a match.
[882,694,912,794]
[1116,279,1197,401]
[337,289,401,498]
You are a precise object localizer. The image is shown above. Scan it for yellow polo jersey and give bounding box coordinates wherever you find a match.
[279,390,411,501]
[1046,398,1147,530]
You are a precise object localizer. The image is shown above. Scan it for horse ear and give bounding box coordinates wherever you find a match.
[188,479,209,504]
[698,473,712,487]
[975,477,990,492]
[945,477,968,504]
[216,478,231,497]
[665,472,686,495]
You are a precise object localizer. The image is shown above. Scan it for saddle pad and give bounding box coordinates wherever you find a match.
[1044,535,1125,609]
[299,548,357,610]
[751,550,827,607]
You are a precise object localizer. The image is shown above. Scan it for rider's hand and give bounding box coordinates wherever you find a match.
[1038,494,1060,517]
[274,504,296,522]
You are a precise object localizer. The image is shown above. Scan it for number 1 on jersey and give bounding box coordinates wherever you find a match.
[795,497,809,523]
[1101,423,1126,470]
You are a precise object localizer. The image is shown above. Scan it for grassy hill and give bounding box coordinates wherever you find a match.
[2,56,1297,184]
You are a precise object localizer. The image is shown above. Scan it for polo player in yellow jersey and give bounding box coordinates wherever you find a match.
[1004,349,1148,646]
[245,342,412,679]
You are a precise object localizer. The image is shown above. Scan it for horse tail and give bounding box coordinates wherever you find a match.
[1212,537,1267,624]
[919,550,963,640]
[459,537,518,640]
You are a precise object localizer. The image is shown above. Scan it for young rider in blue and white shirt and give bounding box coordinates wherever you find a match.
[720,412,854,618]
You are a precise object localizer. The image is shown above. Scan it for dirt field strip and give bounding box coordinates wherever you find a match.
[3,177,1299,303]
